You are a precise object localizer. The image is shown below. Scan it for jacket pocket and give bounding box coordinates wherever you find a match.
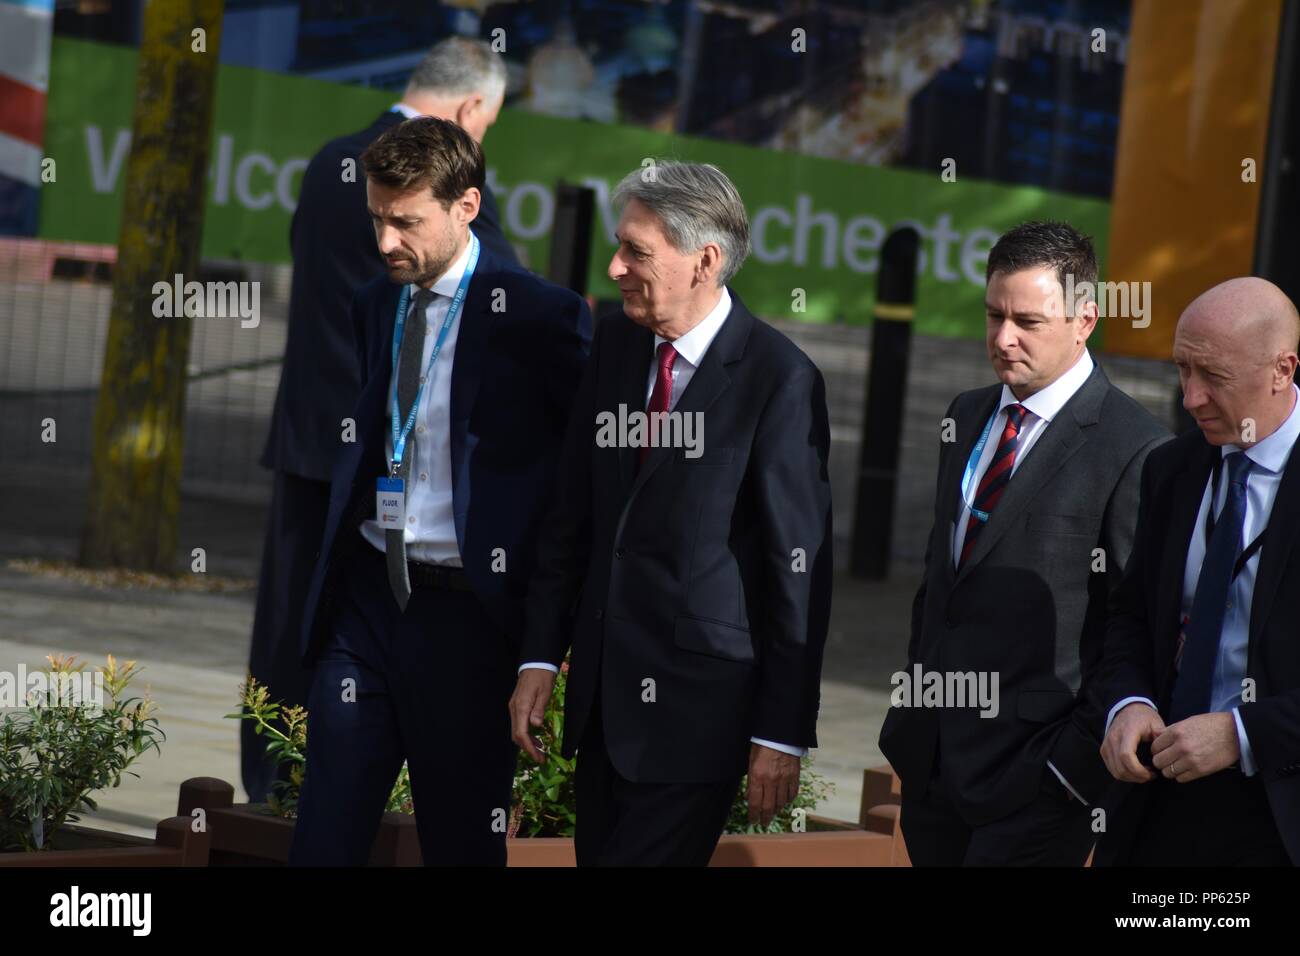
[673,614,754,663]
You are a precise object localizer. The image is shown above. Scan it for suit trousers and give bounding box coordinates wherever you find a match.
[242,470,329,803]
[1125,769,1289,866]
[901,756,1096,866]
[288,537,518,866]
[574,695,742,866]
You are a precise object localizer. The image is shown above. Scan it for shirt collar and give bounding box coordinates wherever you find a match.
[390,102,423,119]
[410,237,474,302]
[654,287,732,367]
[1222,384,1300,474]
[997,349,1095,423]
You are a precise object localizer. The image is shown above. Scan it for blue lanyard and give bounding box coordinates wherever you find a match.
[389,233,480,475]
[958,407,1002,523]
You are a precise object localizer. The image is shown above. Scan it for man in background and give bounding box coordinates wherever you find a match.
[243,36,516,803]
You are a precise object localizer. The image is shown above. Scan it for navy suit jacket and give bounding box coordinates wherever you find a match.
[300,243,590,665]
[1094,428,1300,864]
[521,294,833,783]
[262,109,519,482]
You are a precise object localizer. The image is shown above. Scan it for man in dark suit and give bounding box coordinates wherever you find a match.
[878,221,1169,865]
[509,161,833,866]
[287,117,590,866]
[244,37,518,802]
[1097,277,1300,866]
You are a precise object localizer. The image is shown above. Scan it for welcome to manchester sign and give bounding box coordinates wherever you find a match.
[37,38,1110,339]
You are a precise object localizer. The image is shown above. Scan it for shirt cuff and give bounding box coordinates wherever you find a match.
[1105,696,1158,735]
[1046,760,1089,805]
[1232,707,1257,776]
[751,737,807,757]
[518,662,559,674]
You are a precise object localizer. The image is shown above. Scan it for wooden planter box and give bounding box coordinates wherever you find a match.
[0,817,209,867]
[181,765,912,867]
[178,777,420,866]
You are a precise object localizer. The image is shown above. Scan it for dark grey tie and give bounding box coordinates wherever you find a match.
[386,288,436,609]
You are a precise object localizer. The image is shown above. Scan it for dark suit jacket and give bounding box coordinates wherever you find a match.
[1094,428,1300,864]
[879,364,1170,825]
[520,293,834,784]
[262,109,518,482]
[299,244,590,665]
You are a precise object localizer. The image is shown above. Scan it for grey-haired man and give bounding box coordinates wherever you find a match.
[510,162,833,866]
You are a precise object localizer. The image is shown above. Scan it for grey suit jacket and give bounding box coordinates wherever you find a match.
[879,363,1170,825]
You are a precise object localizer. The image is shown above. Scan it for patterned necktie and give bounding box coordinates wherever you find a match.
[959,403,1028,569]
[1170,451,1253,721]
[386,288,436,610]
[640,341,677,468]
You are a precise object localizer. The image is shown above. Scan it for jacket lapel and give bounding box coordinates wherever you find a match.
[447,246,504,550]
[616,320,655,499]
[1248,437,1300,663]
[939,387,1001,580]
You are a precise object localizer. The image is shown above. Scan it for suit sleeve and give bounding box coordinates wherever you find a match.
[519,314,603,668]
[1050,431,1168,800]
[748,363,833,749]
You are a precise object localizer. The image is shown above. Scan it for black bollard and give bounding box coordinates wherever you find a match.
[547,181,596,296]
[850,226,920,579]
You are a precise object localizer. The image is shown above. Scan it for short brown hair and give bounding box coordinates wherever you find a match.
[360,116,485,208]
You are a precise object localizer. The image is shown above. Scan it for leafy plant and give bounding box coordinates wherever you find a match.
[230,677,411,817]
[241,663,832,836]
[0,654,164,852]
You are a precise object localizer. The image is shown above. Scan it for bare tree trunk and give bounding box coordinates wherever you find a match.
[80,0,225,572]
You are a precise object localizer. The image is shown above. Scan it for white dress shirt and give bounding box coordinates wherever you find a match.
[521,289,806,758]
[359,239,475,565]
[1107,384,1300,777]
[952,349,1095,802]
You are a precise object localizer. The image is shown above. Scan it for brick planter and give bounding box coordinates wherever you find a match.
[0,817,209,867]
[179,766,911,867]
[178,777,420,866]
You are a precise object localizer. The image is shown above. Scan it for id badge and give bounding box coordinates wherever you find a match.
[377,476,405,528]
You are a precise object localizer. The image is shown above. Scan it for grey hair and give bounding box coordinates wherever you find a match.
[407,37,506,101]
[611,161,751,286]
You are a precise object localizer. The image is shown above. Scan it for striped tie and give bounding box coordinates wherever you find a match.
[959,403,1028,569]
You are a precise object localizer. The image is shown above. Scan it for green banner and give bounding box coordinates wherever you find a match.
[39,37,1110,338]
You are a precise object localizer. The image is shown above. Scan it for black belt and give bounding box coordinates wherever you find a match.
[406,560,471,592]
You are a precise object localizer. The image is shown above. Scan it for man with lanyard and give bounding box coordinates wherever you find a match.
[244,36,517,804]
[879,221,1169,865]
[1098,277,1300,866]
[289,117,590,866]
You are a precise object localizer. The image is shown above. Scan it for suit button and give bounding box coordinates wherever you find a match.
[615,548,625,559]
[595,609,604,620]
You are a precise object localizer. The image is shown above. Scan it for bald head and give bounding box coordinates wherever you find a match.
[1174,277,1300,446]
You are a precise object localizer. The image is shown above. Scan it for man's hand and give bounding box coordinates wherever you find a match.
[509,668,557,763]
[1101,702,1166,783]
[746,744,800,828]
[1151,712,1240,783]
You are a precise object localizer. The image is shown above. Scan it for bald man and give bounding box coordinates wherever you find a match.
[1095,277,1300,866]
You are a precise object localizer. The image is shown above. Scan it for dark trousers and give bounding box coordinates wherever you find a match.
[901,760,1096,866]
[1126,769,1289,866]
[574,697,741,866]
[242,470,329,803]
[288,540,518,866]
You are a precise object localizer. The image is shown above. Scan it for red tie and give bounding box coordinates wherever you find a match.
[641,341,677,467]
[958,403,1028,568]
